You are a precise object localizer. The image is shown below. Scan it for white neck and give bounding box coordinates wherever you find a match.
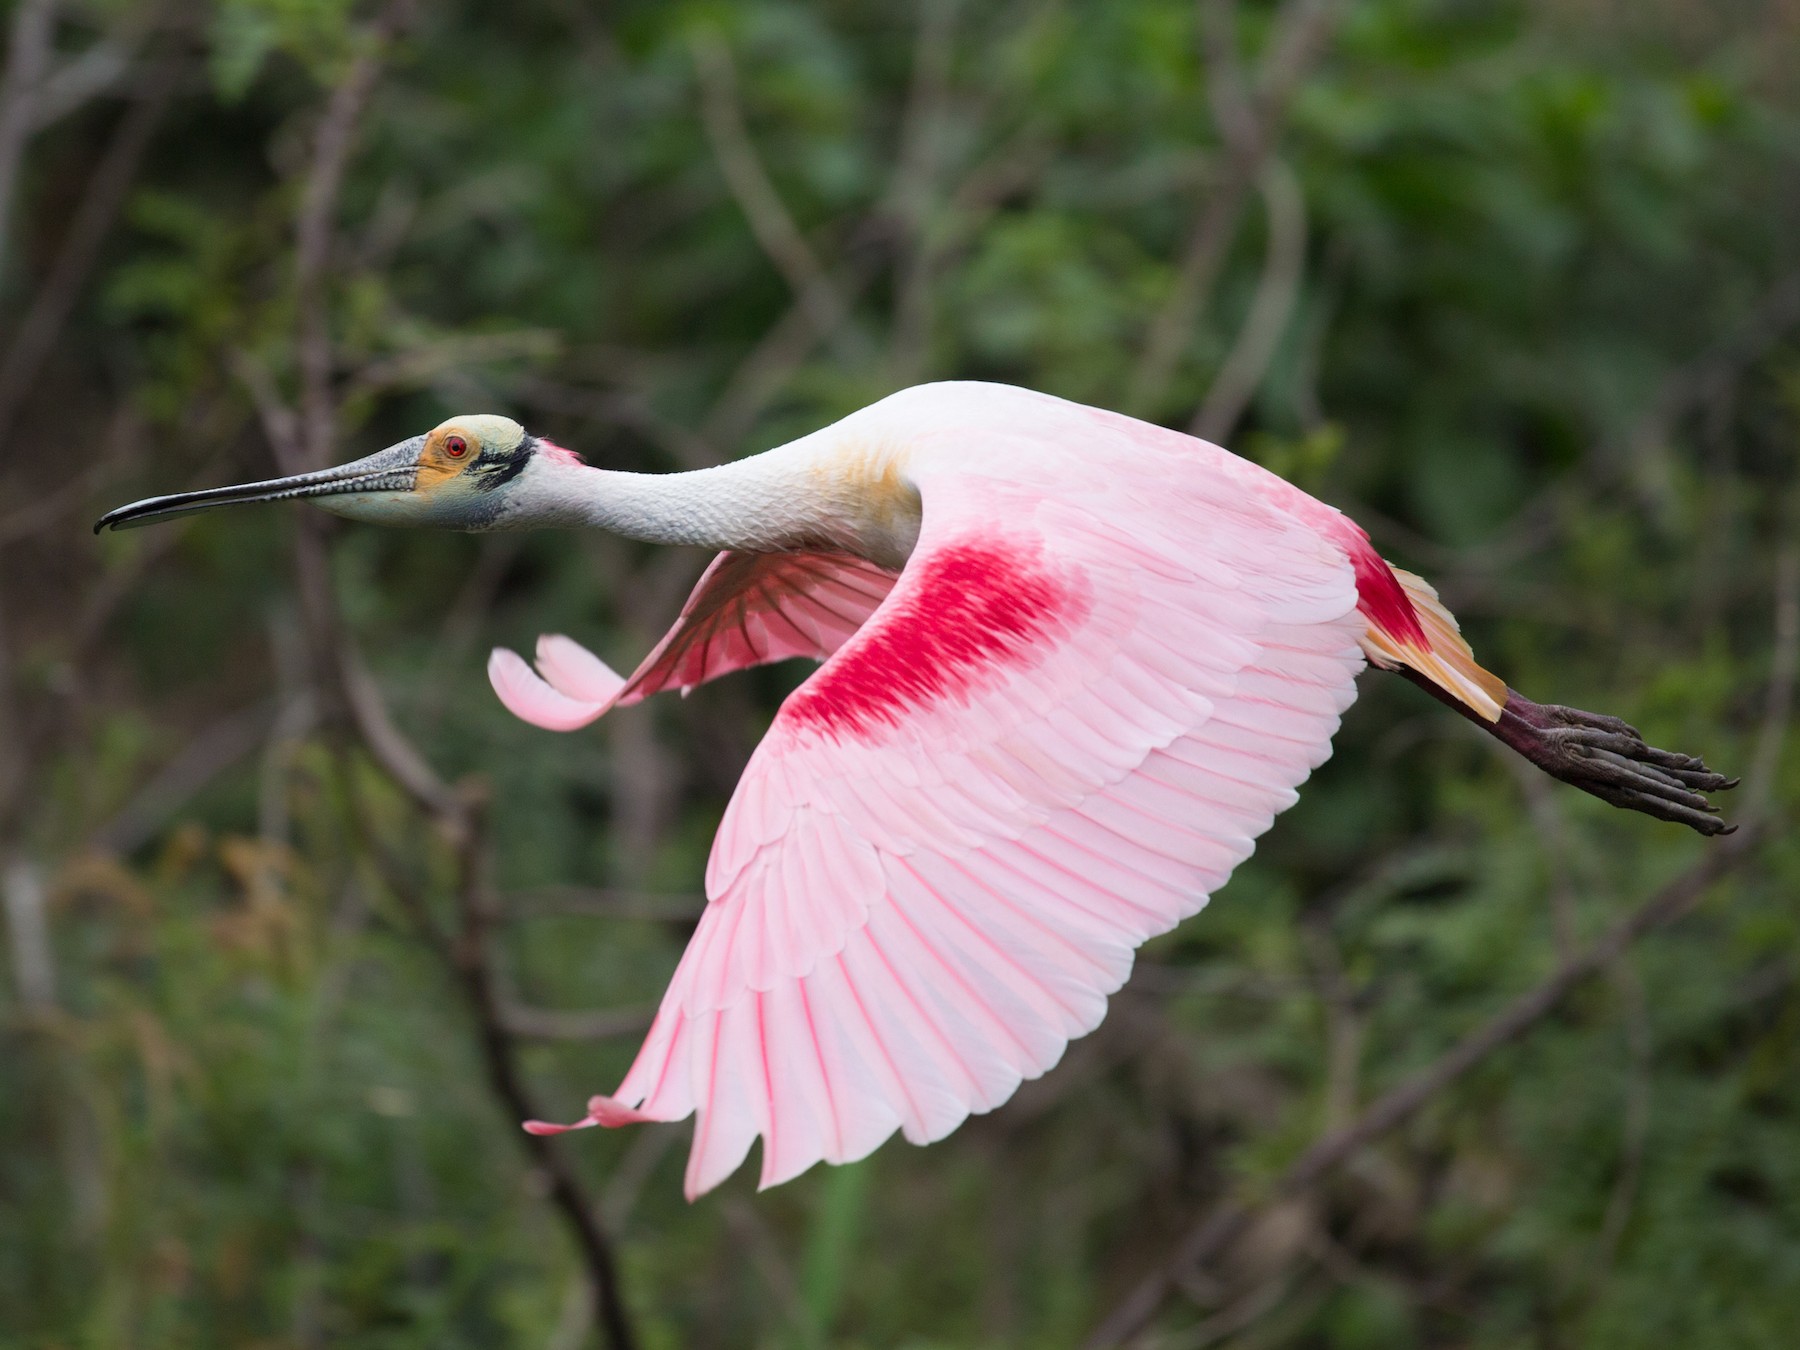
[499,439,918,565]
[589,462,814,550]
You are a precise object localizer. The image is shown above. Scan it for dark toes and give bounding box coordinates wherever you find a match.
[1615,788,1736,836]
[1497,689,1734,836]
[1552,726,1721,777]
[1582,756,1719,813]
[1544,704,1643,738]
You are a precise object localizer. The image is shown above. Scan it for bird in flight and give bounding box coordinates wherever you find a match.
[99,382,1734,1198]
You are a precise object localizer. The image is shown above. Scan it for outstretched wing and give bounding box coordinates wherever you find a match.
[489,550,899,731]
[517,442,1369,1199]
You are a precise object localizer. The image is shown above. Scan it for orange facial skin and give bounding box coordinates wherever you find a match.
[413,424,482,494]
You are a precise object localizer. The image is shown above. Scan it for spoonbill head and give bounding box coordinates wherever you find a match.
[95,381,1737,1199]
[94,414,566,534]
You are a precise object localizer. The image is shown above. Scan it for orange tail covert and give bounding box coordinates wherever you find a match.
[1340,534,1507,723]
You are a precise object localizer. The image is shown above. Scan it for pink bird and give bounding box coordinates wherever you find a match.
[99,382,1734,1197]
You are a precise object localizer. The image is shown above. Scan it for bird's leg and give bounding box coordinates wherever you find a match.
[1395,669,1739,836]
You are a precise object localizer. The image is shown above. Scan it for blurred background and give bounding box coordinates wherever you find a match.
[2,0,1798,1345]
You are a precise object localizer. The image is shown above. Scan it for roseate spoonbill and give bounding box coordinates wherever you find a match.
[98,382,1734,1197]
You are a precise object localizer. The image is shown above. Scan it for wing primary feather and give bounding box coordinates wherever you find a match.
[829,950,931,1144]
[880,892,1037,1070]
[858,915,990,1100]
[796,977,846,1161]
[928,852,1119,985]
[896,858,1081,1029]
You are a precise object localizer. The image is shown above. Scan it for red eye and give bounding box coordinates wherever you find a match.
[445,434,468,458]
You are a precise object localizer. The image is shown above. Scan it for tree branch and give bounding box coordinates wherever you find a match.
[1086,840,1751,1348]
[0,0,60,284]
[1190,155,1306,442]
[1087,554,1798,1347]
[452,801,640,1350]
[498,1003,656,1042]
[29,31,135,128]
[1127,0,1340,418]
[293,0,413,473]
[242,9,641,1345]
[0,50,181,451]
[690,27,858,365]
[883,0,958,385]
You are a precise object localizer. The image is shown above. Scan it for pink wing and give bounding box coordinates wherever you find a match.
[488,550,899,731]
[512,437,1370,1199]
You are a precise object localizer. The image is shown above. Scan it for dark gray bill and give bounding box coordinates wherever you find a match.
[93,438,424,533]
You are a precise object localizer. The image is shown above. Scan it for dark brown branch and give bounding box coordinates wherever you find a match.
[0,51,181,450]
[0,0,59,284]
[248,9,641,1345]
[293,0,414,473]
[452,799,640,1350]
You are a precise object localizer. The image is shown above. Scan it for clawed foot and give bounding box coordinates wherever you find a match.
[1496,694,1738,836]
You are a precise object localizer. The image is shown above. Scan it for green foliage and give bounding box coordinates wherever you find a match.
[2,0,1798,1346]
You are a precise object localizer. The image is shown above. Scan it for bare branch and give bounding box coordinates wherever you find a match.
[0,51,181,447]
[31,29,140,128]
[701,254,882,449]
[696,66,1048,448]
[690,27,858,362]
[0,0,60,283]
[1190,156,1306,442]
[88,699,274,855]
[1199,0,1255,153]
[294,0,415,472]
[232,351,304,467]
[452,802,641,1350]
[2,856,54,1015]
[1127,0,1341,418]
[498,1003,655,1042]
[243,12,643,1344]
[701,113,1044,449]
[336,640,455,814]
